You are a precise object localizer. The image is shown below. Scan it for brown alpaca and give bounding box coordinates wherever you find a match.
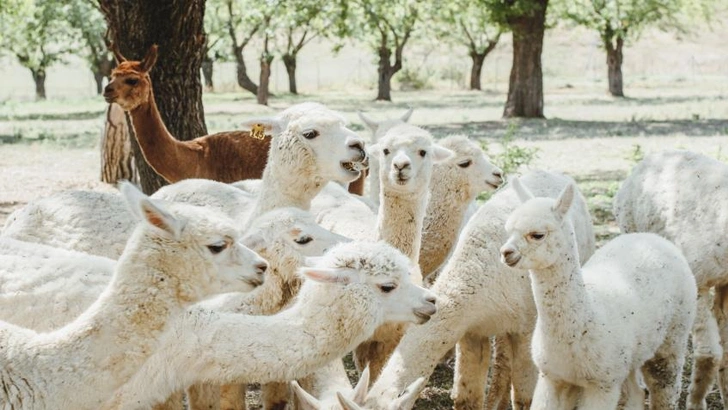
[103,44,366,194]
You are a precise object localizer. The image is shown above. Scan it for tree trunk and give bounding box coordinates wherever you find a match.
[101,103,137,185]
[282,53,297,94]
[235,49,258,96]
[376,46,393,101]
[606,36,624,97]
[99,0,208,194]
[257,55,272,105]
[470,52,486,90]
[31,68,46,100]
[503,0,548,118]
[202,54,214,91]
[93,70,106,95]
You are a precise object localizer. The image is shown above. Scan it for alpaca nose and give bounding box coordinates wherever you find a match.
[255,261,268,276]
[349,141,364,152]
[425,294,437,305]
[493,170,503,179]
[502,249,514,259]
[103,84,114,95]
[394,161,410,171]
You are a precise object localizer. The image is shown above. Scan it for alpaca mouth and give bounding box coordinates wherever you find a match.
[414,306,436,324]
[487,181,501,190]
[504,254,521,267]
[244,278,264,288]
[103,94,117,103]
[341,161,361,175]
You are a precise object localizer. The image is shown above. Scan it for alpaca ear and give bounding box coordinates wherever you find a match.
[392,377,427,409]
[400,107,414,123]
[351,365,371,404]
[337,392,363,410]
[552,183,575,219]
[432,145,455,163]
[300,267,355,284]
[241,232,267,252]
[240,117,286,138]
[511,177,534,203]
[289,381,321,410]
[140,44,159,73]
[109,42,127,64]
[120,181,182,239]
[357,111,379,133]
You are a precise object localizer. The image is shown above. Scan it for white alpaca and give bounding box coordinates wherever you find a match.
[1,102,366,260]
[357,108,413,206]
[0,182,268,409]
[613,149,728,410]
[419,134,503,278]
[363,170,595,410]
[501,178,696,409]
[100,241,438,410]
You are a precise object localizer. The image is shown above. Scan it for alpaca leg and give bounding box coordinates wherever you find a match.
[509,332,538,410]
[687,289,722,410]
[151,391,185,410]
[261,381,291,410]
[579,384,621,410]
[713,284,728,408]
[452,332,491,410]
[220,384,247,410]
[484,335,512,410]
[186,384,220,410]
[531,373,576,410]
[353,323,406,383]
[619,370,645,410]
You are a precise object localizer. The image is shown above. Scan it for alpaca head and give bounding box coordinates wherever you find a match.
[375,124,454,194]
[357,107,413,142]
[500,178,576,271]
[300,241,437,324]
[103,44,158,111]
[240,207,350,284]
[290,366,426,410]
[120,182,269,300]
[438,134,504,198]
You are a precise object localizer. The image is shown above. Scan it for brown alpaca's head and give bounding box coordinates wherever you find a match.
[103,44,158,111]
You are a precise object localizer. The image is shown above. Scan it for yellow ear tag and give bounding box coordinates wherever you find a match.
[251,123,266,140]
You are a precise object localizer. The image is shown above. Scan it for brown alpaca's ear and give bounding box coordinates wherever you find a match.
[140,45,159,73]
[109,42,127,64]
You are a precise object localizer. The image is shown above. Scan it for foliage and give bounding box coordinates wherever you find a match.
[429,0,503,56]
[396,67,433,90]
[494,121,540,176]
[0,0,77,75]
[277,0,338,57]
[66,0,111,76]
[334,0,421,51]
[554,0,717,47]
[625,143,644,164]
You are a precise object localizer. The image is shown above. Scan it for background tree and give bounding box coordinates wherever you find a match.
[431,0,503,90]
[201,4,228,92]
[0,0,77,99]
[338,0,421,101]
[67,0,114,95]
[482,0,550,118]
[277,0,335,94]
[556,0,716,97]
[99,0,207,194]
[213,0,263,96]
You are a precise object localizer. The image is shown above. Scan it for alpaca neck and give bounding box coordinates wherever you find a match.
[529,227,595,339]
[423,172,473,255]
[235,254,302,315]
[45,230,189,391]
[377,187,429,263]
[128,88,187,181]
[248,155,324,222]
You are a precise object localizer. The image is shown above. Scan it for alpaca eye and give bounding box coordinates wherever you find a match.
[458,160,472,168]
[419,150,427,157]
[207,242,229,254]
[529,233,545,241]
[302,130,319,139]
[124,78,139,86]
[378,283,397,293]
[294,235,313,245]
[383,148,390,156]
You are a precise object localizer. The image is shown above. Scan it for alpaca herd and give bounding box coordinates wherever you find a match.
[0,45,725,410]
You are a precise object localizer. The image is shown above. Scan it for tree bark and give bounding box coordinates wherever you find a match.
[257,55,272,105]
[469,52,486,90]
[503,0,548,118]
[606,36,624,97]
[93,70,106,95]
[282,53,297,94]
[202,54,213,91]
[99,0,208,194]
[31,68,46,100]
[101,103,137,185]
[376,46,394,101]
